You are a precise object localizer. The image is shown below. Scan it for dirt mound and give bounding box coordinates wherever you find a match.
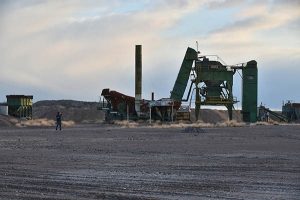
[190,109,242,123]
[33,100,105,123]
[33,100,242,124]
[0,115,18,127]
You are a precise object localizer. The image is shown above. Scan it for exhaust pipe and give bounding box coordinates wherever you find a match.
[135,45,142,117]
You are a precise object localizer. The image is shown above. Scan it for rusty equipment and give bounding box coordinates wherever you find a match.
[99,45,180,121]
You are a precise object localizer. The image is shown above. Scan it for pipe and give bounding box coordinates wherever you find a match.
[135,45,142,117]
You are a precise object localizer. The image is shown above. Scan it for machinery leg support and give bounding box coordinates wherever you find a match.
[195,87,201,121]
[227,105,233,120]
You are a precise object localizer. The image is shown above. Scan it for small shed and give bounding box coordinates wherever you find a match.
[6,95,33,119]
[0,103,8,115]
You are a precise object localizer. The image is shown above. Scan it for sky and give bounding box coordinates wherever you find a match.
[0,0,299,110]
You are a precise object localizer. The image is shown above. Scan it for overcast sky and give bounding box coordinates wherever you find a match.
[0,0,299,109]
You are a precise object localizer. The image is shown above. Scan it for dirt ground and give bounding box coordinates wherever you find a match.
[0,124,299,199]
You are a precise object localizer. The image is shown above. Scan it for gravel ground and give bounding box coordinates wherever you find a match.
[0,125,299,199]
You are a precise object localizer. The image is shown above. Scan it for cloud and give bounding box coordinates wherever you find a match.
[207,0,245,9]
[0,0,299,109]
[201,0,300,63]
[0,1,206,101]
[209,1,300,37]
[273,0,300,6]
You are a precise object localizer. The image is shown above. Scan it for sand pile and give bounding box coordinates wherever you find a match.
[0,115,16,127]
[32,100,245,124]
[33,100,244,124]
[33,100,105,123]
[190,109,243,123]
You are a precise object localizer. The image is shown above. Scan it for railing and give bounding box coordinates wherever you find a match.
[97,98,109,110]
[259,106,288,122]
[203,96,237,105]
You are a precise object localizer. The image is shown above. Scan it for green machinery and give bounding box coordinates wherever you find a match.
[241,61,258,122]
[6,95,33,119]
[258,101,300,123]
[282,101,300,122]
[171,47,258,122]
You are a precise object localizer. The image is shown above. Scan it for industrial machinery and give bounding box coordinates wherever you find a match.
[258,104,288,122]
[257,101,300,123]
[99,45,180,121]
[100,45,258,123]
[171,47,258,122]
[100,89,180,121]
[282,101,300,121]
[6,95,33,119]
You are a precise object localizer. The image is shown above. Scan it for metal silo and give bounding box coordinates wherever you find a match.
[242,60,258,123]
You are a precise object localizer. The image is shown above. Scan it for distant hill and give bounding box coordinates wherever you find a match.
[33,100,105,123]
[33,100,243,123]
[1,100,244,127]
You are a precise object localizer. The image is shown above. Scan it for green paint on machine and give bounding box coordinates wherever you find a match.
[170,47,258,122]
[6,95,33,119]
[242,61,258,123]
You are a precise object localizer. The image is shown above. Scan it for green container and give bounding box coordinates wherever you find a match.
[6,95,33,119]
[242,60,258,122]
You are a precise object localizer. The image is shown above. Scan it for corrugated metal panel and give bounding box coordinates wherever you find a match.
[0,105,8,115]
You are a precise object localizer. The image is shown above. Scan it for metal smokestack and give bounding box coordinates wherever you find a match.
[135,45,142,117]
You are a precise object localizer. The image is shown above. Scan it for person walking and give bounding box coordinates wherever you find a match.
[55,112,62,131]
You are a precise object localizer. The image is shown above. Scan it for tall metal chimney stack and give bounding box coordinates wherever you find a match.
[135,45,142,117]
